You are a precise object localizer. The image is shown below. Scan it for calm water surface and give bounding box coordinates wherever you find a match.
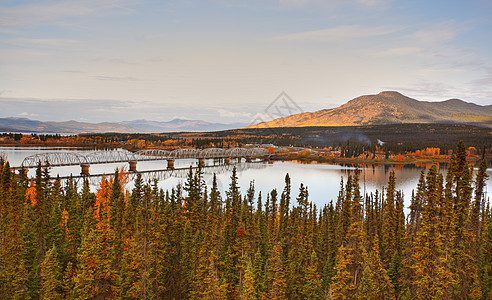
[2,147,491,209]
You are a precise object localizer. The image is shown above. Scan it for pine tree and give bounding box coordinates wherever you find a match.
[221,167,242,299]
[321,202,338,292]
[40,245,63,300]
[331,169,364,299]
[240,256,257,300]
[480,215,492,298]
[2,144,491,300]
[22,186,42,300]
[73,177,116,299]
[286,184,311,298]
[279,173,291,239]
[303,251,323,299]
[381,170,397,268]
[0,161,27,299]
[358,237,395,300]
[267,242,287,299]
[181,219,198,297]
[252,248,266,298]
[472,158,488,237]
[191,239,221,299]
[388,191,405,296]
[412,165,453,299]
[448,141,481,298]
[62,262,75,299]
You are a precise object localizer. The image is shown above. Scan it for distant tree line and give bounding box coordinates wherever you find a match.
[0,133,66,141]
[84,124,491,154]
[3,124,490,156]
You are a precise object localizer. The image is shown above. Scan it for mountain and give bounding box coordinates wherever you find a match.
[0,117,246,134]
[0,117,61,133]
[119,119,247,132]
[248,91,492,128]
[46,120,140,133]
[0,118,140,133]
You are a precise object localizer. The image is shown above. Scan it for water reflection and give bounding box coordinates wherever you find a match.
[57,162,266,187]
[2,147,491,209]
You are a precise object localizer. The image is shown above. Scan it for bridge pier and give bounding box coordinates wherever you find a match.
[198,158,206,168]
[224,157,231,165]
[81,164,90,176]
[237,157,242,163]
[129,161,137,172]
[167,160,175,170]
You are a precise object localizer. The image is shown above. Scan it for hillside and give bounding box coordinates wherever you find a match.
[249,91,492,128]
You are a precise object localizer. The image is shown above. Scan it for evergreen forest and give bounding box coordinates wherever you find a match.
[0,141,491,299]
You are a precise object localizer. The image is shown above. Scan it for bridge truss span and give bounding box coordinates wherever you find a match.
[196,148,227,158]
[84,150,138,164]
[135,149,171,159]
[21,152,88,168]
[19,147,270,170]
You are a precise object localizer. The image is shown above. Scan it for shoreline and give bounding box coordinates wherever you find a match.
[270,154,485,166]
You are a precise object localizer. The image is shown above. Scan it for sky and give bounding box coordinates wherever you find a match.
[0,0,491,123]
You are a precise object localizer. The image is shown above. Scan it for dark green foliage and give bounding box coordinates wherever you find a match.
[40,245,63,300]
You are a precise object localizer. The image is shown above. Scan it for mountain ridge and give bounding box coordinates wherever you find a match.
[249,91,492,128]
[0,117,246,133]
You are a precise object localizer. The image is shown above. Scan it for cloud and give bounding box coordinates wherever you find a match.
[407,21,466,46]
[0,0,139,27]
[469,67,492,87]
[92,76,138,81]
[279,0,310,5]
[159,8,175,14]
[0,15,22,28]
[217,109,252,119]
[59,70,84,74]
[357,0,391,7]
[6,38,80,48]
[272,25,400,42]
[19,112,40,117]
[379,47,421,57]
[220,0,393,11]
[386,81,457,99]
[172,116,191,120]
[0,97,136,122]
[470,76,492,87]
[0,97,220,123]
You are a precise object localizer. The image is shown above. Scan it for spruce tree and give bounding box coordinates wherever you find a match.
[358,237,395,300]
[412,165,452,298]
[40,245,63,300]
[331,169,364,299]
[240,257,257,300]
[221,167,241,299]
[267,242,287,299]
[303,251,323,299]
[0,162,26,299]
[73,177,116,299]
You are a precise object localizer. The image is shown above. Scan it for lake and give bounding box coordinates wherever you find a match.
[1,146,491,210]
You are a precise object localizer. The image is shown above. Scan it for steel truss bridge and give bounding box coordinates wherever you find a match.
[17,147,270,175]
